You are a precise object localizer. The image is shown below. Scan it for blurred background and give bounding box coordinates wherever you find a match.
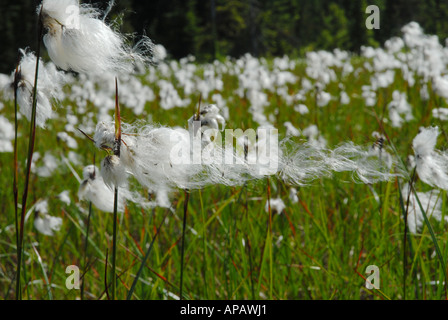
[1,0,448,73]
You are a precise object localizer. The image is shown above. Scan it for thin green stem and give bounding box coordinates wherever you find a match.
[81,154,95,300]
[411,184,448,299]
[111,77,121,300]
[13,64,19,279]
[180,190,190,300]
[81,201,93,300]
[112,187,118,300]
[401,169,417,300]
[16,10,43,300]
[267,177,273,300]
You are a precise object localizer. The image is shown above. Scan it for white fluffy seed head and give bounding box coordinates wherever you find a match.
[35,199,49,214]
[33,199,62,236]
[401,185,445,234]
[101,155,128,189]
[39,0,155,75]
[265,198,286,215]
[0,116,14,152]
[93,121,115,149]
[413,126,439,158]
[82,164,98,180]
[188,104,226,138]
[13,49,63,128]
[79,164,154,212]
[34,214,62,236]
[40,0,81,32]
[79,165,122,212]
[412,127,448,190]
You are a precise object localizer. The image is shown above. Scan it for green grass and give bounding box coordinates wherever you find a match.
[0,56,447,300]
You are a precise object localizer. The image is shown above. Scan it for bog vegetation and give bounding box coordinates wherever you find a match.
[0,0,448,300]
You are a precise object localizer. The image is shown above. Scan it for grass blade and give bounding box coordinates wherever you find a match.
[180,189,190,300]
[127,210,170,299]
[411,184,448,298]
[81,201,93,300]
[31,243,52,300]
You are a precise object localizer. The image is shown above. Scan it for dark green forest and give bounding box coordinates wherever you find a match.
[1,0,448,73]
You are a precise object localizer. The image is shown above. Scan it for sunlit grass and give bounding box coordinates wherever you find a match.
[0,56,447,300]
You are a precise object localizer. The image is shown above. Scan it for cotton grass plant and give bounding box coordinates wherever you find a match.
[14,7,45,299]
[2,2,448,300]
[10,0,156,300]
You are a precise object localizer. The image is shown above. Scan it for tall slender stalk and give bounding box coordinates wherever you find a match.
[411,184,448,298]
[402,169,417,299]
[104,249,110,300]
[111,187,119,300]
[13,64,20,272]
[81,201,93,300]
[111,78,121,300]
[180,189,190,300]
[266,177,273,300]
[16,10,43,300]
[81,153,95,300]
[376,116,447,299]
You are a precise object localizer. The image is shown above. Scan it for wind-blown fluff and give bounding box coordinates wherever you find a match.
[279,138,401,186]
[39,0,154,75]
[14,49,64,128]
[78,165,152,212]
[95,121,205,190]
[90,117,402,192]
[412,126,448,190]
[402,185,446,234]
[329,141,399,184]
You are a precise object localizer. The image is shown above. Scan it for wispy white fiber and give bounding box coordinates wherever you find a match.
[78,165,151,212]
[90,118,401,192]
[14,49,63,128]
[40,0,155,75]
[412,126,448,190]
[402,185,446,235]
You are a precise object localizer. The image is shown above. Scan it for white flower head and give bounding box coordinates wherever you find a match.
[188,104,226,138]
[39,0,155,75]
[402,185,446,234]
[93,121,116,149]
[412,126,448,190]
[387,91,413,128]
[153,44,168,63]
[58,190,71,206]
[101,155,128,189]
[432,76,448,100]
[33,200,62,236]
[289,188,299,204]
[0,116,14,153]
[33,152,59,178]
[78,164,151,212]
[284,122,301,137]
[13,49,64,128]
[432,108,448,121]
[79,165,124,212]
[265,198,286,215]
[57,132,78,149]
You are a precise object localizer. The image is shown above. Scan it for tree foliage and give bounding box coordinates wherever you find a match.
[1,0,448,72]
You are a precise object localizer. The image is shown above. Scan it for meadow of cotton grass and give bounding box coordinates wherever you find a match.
[0,1,447,300]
